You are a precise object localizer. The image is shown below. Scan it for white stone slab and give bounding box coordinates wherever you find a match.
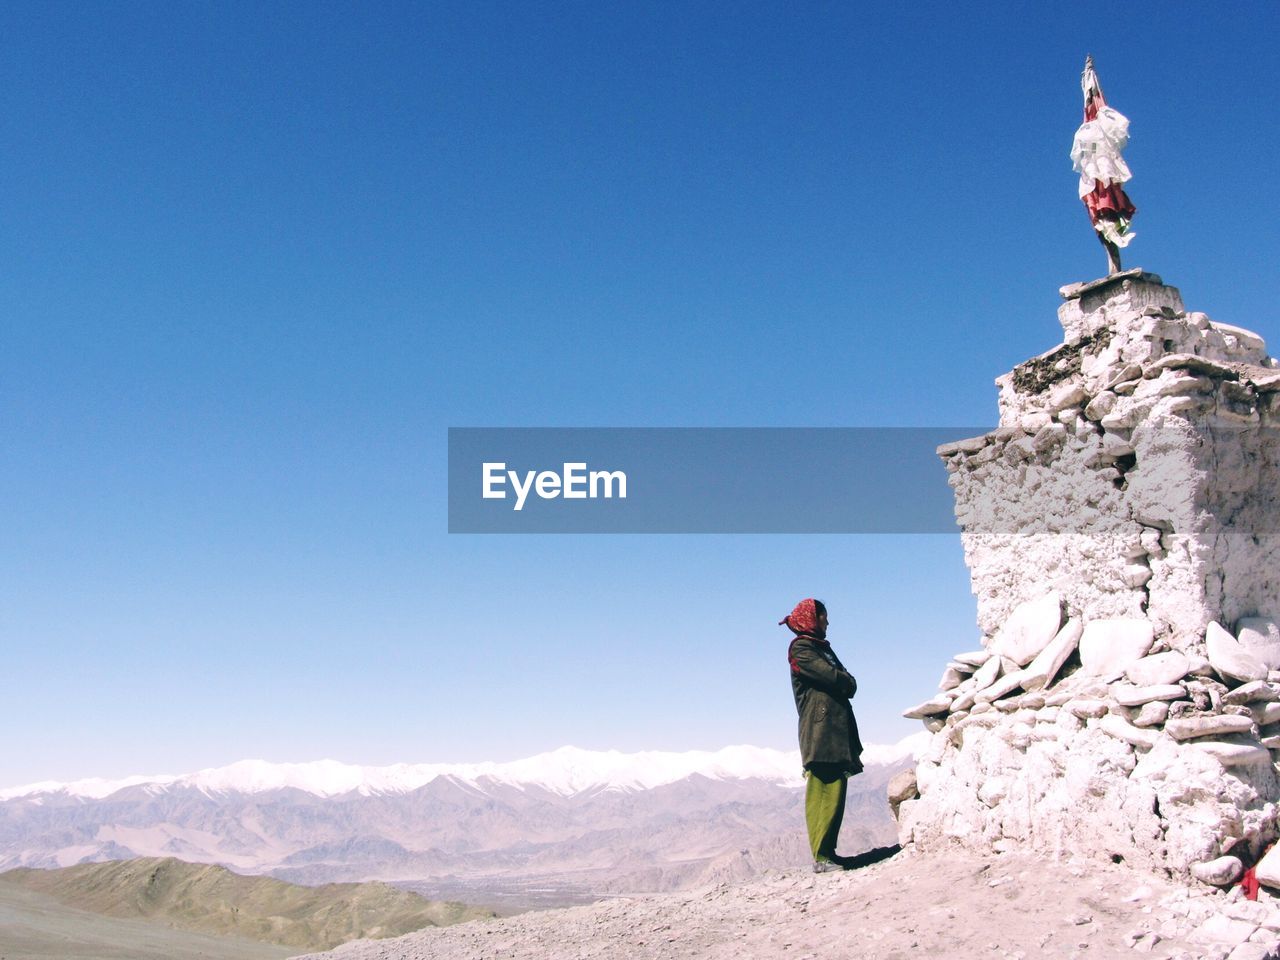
[903,693,954,719]
[1099,714,1157,748]
[1184,739,1271,766]
[1048,381,1087,412]
[1257,844,1280,890]
[1110,683,1185,706]
[1125,651,1191,687]
[1191,913,1259,947]
[1207,621,1268,683]
[1222,680,1279,706]
[1083,390,1117,421]
[990,591,1064,667]
[1186,653,1214,677]
[1132,700,1170,727]
[1210,320,1267,353]
[1165,714,1255,741]
[1078,618,1155,677]
[1236,617,1280,671]
[1105,362,1144,390]
[950,689,978,712]
[970,654,1002,691]
[1022,619,1082,692]
[974,668,1030,704]
[1191,855,1243,886]
[1250,701,1280,726]
[1066,698,1109,719]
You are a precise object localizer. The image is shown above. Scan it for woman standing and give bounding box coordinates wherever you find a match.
[781,598,864,872]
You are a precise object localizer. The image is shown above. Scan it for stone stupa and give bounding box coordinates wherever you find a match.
[893,59,1280,895]
[897,268,1280,889]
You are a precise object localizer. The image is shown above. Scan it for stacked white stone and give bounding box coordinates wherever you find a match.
[899,270,1280,896]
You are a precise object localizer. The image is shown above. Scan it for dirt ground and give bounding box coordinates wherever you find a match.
[295,847,1280,960]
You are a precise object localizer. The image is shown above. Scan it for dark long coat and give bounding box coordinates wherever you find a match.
[788,635,864,775]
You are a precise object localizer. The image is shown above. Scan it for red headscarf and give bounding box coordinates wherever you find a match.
[779,598,825,639]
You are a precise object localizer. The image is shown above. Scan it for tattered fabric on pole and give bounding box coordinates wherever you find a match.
[1071,57,1136,249]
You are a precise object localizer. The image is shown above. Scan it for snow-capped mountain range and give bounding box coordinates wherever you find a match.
[0,737,926,802]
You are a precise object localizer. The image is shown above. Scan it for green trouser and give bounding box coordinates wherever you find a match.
[804,763,848,862]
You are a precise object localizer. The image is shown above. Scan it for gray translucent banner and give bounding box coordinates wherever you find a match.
[450,424,1280,534]
[448,428,984,533]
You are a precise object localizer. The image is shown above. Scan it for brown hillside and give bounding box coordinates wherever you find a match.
[0,857,494,952]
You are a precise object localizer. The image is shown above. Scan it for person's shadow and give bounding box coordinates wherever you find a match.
[837,844,901,870]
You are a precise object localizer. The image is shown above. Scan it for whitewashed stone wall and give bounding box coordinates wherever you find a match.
[900,271,1280,885]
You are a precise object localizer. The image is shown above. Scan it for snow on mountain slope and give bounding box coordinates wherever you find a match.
[0,774,184,802]
[857,730,929,767]
[0,736,926,803]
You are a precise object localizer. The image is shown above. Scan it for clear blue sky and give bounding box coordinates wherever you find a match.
[3,1,1277,785]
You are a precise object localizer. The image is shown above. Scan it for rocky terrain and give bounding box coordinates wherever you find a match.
[293,847,1280,960]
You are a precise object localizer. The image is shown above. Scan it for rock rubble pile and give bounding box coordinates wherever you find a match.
[899,272,1280,897]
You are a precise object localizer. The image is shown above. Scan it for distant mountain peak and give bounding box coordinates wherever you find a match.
[0,734,927,802]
